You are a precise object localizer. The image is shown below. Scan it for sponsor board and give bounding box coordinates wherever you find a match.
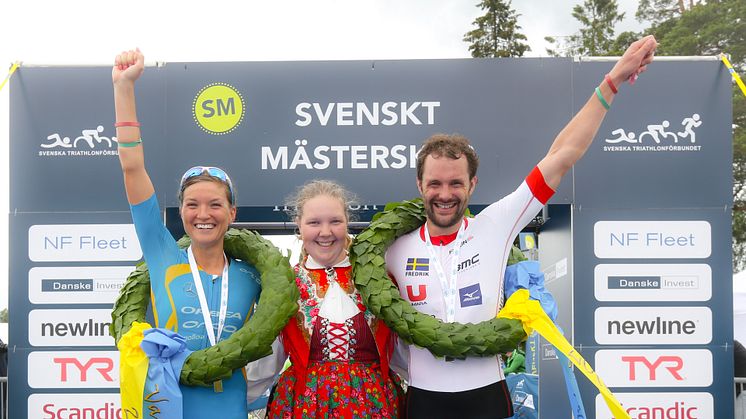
[595,349,712,387]
[594,221,711,259]
[594,264,711,302]
[29,309,115,347]
[28,266,132,304]
[594,306,712,345]
[542,344,558,360]
[29,393,122,419]
[28,351,119,389]
[28,224,142,262]
[595,392,713,419]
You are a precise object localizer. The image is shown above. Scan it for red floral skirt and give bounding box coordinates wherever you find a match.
[268,360,400,419]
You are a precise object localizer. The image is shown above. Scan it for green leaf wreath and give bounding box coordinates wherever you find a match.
[350,199,527,359]
[110,228,299,387]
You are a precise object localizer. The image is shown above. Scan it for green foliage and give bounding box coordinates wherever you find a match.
[635,0,687,25]
[110,229,298,387]
[572,0,625,55]
[352,198,527,358]
[0,308,7,323]
[637,0,745,270]
[464,0,530,58]
[545,0,624,56]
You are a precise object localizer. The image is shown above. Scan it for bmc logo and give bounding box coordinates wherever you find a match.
[594,392,714,419]
[594,349,712,387]
[28,351,119,389]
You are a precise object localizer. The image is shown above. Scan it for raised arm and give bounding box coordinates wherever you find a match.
[536,35,657,189]
[113,49,154,205]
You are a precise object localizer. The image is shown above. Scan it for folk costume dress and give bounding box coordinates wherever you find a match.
[268,255,402,419]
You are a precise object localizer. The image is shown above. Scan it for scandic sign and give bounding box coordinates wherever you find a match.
[28,393,122,419]
[594,392,714,419]
[594,306,712,345]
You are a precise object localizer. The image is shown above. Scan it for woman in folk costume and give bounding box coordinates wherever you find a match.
[267,180,404,419]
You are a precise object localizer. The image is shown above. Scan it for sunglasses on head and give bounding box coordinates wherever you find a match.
[180,166,235,204]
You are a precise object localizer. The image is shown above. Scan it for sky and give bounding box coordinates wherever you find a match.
[0,0,645,316]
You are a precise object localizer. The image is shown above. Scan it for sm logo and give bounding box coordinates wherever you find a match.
[193,82,245,135]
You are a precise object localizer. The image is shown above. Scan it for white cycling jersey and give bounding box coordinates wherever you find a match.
[386,167,553,392]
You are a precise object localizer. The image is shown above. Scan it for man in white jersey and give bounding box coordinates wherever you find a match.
[386,35,658,419]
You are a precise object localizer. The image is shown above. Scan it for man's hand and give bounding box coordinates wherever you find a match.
[609,35,657,88]
[112,48,144,86]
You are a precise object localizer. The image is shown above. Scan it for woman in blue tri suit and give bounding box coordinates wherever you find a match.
[112,49,261,419]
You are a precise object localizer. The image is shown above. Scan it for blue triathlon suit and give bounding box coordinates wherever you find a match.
[131,194,261,419]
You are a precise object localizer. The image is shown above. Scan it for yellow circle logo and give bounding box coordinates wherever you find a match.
[193,83,245,135]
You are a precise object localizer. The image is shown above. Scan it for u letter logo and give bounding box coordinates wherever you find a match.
[406,284,427,302]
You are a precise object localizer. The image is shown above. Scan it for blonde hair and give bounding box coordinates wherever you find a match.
[286,180,356,261]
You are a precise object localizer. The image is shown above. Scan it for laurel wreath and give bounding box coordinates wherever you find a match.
[350,199,527,359]
[110,228,299,387]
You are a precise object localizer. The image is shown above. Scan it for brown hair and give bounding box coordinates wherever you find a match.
[416,133,479,180]
[286,180,357,260]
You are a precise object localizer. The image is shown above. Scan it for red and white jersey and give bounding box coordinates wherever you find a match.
[385,167,553,392]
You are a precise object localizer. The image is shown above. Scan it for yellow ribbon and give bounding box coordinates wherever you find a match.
[0,62,20,93]
[498,290,630,419]
[117,321,152,418]
[721,53,746,98]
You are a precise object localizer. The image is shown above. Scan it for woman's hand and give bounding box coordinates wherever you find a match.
[609,35,657,88]
[112,48,144,86]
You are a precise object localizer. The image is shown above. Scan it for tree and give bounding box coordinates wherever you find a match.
[635,0,746,270]
[464,0,530,58]
[572,0,625,55]
[545,0,625,56]
[0,309,7,323]
[635,0,692,25]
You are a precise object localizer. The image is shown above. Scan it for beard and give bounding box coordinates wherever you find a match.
[424,198,467,233]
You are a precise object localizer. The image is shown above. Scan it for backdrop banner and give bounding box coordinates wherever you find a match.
[9,57,731,418]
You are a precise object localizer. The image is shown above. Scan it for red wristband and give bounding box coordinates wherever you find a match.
[114,121,141,128]
[604,74,618,94]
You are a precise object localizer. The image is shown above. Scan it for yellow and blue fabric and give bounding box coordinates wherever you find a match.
[141,328,192,418]
[118,321,151,418]
[129,194,262,419]
[504,261,557,321]
[499,285,630,419]
[118,324,192,419]
[504,262,585,417]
